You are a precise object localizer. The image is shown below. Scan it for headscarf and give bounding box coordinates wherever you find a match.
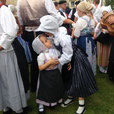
[77,1,93,13]
[101,5,112,14]
[35,15,59,35]
[32,36,48,54]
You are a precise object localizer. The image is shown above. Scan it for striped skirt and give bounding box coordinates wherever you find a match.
[97,42,111,67]
[67,45,98,97]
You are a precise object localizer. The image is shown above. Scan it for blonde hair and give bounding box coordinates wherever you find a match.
[77,1,93,13]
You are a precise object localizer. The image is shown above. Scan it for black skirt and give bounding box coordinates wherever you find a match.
[12,38,30,93]
[67,44,98,97]
[107,38,114,81]
[36,69,64,106]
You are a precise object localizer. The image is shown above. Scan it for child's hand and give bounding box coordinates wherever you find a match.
[48,58,59,65]
[67,63,72,71]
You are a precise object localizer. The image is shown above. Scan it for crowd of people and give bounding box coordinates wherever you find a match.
[0,0,114,114]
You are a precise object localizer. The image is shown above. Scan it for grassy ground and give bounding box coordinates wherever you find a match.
[0,70,114,114]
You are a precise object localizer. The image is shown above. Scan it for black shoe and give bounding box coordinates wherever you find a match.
[23,105,33,113]
[3,109,12,114]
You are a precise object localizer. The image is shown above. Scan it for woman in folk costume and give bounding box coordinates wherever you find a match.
[61,2,98,114]
[0,0,27,114]
[100,11,114,81]
[8,4,31,100]
[94,5,113,73]
[72,1,96,75]
[32,34,64,114]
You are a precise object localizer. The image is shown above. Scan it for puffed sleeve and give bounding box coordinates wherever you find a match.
[58,35,73,65]
[0,6,19,49]
[45,0,57,16]
[37,53,45,66]
[72,18,87,37]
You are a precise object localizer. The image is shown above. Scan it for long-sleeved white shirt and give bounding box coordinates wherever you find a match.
[54,28,73,65]
[0,5,19,52]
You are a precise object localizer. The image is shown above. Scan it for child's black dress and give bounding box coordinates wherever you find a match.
[67,43,98,97]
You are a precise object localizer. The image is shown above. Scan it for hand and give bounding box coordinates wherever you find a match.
[0,46,3,51]
[48,58,59,65]
[48,64,57,69]
[67,63,72,71]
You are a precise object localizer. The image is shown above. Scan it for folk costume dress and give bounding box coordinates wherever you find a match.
[0,5,27,112]
[67,44,98,97]
[32,37,64,106]
[73,15,96,75]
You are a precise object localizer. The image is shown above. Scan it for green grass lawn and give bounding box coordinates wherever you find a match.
[0,71,114,114]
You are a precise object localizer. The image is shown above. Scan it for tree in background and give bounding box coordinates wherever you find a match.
[105,0,114,9]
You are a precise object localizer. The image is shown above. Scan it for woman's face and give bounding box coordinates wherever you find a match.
[40,36,52,49]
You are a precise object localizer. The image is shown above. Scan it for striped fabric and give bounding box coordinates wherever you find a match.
[97,42,111,67]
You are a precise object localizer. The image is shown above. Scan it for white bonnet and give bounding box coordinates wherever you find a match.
[101,5,112,14]
[35,15,59,35]
[32,35,47,54]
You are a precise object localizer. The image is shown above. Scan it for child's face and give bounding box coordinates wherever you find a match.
[40,36,52,49]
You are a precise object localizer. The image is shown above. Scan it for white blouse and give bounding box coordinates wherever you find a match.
[0,5,18,52]
[72,16,95,37]
[37,48,60,70]
[54,27,73,65]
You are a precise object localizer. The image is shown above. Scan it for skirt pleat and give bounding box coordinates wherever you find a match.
[0,50,27,111]
[36,69,64,106]
[67,45,98,97]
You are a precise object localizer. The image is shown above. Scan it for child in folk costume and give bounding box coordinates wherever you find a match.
[72,1,96,75]
[0,1,27,114]
[61,2,98,114]
[32,34,64,114]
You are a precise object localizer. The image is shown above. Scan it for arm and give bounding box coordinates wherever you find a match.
[63,18,75,25]
[45,0,58,16]
[58,35,73,65]
[38,54,58,71]
[39,60,52,71]
[74,17,78,23]
[0,6,19,50]
[0,46,3,51]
